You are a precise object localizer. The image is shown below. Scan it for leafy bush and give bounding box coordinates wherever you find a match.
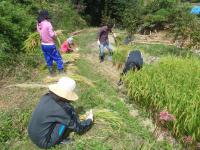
[124,56,200,145]
[122,0,143,34]
[171,3,200,48]
[0,1,35,52]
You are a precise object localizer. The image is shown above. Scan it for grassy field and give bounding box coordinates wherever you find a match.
[124,56,200,147]
[0,29,177,149]
[111,31,200,149]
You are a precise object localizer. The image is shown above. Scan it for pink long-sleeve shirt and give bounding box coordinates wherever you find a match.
[37,20,56,44]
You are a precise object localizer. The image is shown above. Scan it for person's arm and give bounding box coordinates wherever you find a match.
[69,107,92,134]
[97,28,101,40]
[48,22,56,38]
[62,103,93,134]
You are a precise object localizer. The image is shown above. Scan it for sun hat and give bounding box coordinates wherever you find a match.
[67,37,73,44]
[49,77,78,101]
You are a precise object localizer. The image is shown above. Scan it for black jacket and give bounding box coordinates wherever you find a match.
[123,50,143,74]
[28,93,92,148]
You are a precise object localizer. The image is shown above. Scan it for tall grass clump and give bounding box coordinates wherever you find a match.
[112,45,132,69]
[124,56,200,146]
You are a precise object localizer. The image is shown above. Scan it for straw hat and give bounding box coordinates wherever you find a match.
[49,77,78,101]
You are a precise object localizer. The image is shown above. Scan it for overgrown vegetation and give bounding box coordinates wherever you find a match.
[124,56,200,148]
[0,0,86,79]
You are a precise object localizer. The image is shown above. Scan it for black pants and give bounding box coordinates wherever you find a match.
[44,123,70,149]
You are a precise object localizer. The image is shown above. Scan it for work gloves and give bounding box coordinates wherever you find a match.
[86,109,93,121]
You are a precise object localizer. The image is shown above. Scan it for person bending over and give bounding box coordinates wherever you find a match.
[118,50,143,86]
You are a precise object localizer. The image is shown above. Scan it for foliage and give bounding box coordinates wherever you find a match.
[23,32,41,54]
[124,56,200,146]
[112,45,132,69]
[122,0,143,34]
[171,3,200,48]
[0,0,87,79]
[0,51,42,80]
[0,1,35,52]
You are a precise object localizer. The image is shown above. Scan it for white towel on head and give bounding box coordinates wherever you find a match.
[67,37,73,44]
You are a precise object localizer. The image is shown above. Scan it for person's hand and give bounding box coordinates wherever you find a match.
[55,30,62,36]
[97,40,100,46]
[75,48,79,51]
[86,109,93,121]
[113,33,117,38]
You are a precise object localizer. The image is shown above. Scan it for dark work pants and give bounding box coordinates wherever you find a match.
[44,123,68,149]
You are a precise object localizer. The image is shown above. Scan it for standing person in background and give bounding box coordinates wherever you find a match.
[37,10,64,76]
[97,23,116,63]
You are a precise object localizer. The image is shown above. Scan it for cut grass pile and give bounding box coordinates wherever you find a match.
[124,56,200,146]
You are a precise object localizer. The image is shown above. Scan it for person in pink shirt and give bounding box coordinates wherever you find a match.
[37,10,64,75]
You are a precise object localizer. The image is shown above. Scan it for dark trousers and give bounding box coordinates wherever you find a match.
[44,123,70,149]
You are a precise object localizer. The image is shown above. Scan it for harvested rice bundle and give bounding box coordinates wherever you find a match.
[62,53,80,62]
[23,32,40,54]
[93,109,124,130]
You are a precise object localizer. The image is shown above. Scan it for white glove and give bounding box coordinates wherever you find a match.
[113,33,116,38]
[75,48,79,51]
[86,109,93,121]
[97,40,100,46]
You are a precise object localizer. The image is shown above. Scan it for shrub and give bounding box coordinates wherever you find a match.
[0,1,35,52]
[124,56,200,145]
[171,3,200,48]
[122,0,143,34]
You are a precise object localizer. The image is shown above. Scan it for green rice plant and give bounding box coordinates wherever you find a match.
[23,32,41,54]
[112,45,132,69]
[124,56,200,146]
[93,109,124,130]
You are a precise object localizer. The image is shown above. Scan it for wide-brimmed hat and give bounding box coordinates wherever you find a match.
[49,77,78,101]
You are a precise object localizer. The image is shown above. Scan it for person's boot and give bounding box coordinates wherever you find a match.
[58,69,65,75]
[48,67,54,77]
[100,55,104,63]
[108,51,113,61]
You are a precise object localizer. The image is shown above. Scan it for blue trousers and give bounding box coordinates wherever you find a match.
[99,42,113,57]
[41,44,64,70]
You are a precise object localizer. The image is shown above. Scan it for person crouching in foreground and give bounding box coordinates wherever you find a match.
[28,77,93,149]
[118,50,143,86]
[61,37,79,53]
